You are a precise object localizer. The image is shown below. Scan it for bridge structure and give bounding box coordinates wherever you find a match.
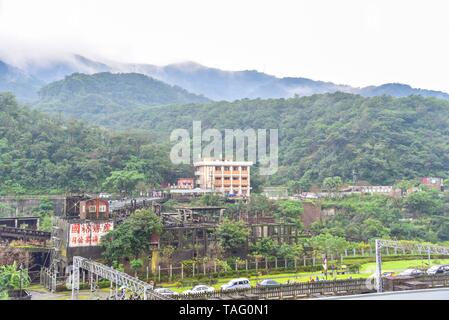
[0,225,51,243]
[71,256,172,300]
[375,239,449,293]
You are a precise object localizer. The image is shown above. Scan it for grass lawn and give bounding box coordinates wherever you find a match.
[161,258,449,293]
[360,258,449,273]
[163,271,368,293]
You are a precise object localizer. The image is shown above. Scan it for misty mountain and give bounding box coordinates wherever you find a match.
[0,61,44,102]
[23,54,111,83]
[2,54,449,102]
[33,72,210,125]
[359,83,449,100]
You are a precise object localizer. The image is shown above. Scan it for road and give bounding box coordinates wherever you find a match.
[317,287,449,300]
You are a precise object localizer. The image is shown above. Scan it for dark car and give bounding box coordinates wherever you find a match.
[256,279,281,288]
[427,265,449,275]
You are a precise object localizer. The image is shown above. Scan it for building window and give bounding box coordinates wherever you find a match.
[242,167,247,171]
[99,205,107,213]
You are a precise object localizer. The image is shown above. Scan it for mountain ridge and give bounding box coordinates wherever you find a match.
[33,72,210,124]
[1,54,449,102]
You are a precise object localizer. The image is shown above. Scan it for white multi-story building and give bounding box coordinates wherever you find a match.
[194,159,253,197]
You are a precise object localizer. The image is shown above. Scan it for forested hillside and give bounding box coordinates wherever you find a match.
[0,93,190,195]
[70,92,449,185]
[33,72,209,126]
[4,90,449,193]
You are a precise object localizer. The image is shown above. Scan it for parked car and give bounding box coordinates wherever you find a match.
[256,279,281,288]
[427,265,449,275]
[154,288,178,296]
[397,269,424,277]
[183,285,215,295]
[220,278,251,291]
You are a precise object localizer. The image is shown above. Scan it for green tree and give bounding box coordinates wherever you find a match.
[360,218,390,241]
[277,243,304,259]
[276,200,304,228]
[101,208,163,263]
[102,170,145,195]
[200,194,225,206]
[215,219,250,255]
[404,189,444,215]
[130,259,143,277]
[322,176,343,192]
[308,233,349,256]
[251,238,278,258]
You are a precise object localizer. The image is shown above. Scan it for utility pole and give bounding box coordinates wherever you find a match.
[352,168,357,191]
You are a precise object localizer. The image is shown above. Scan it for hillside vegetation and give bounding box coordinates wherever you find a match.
[0,93,189,195]
[33,72,209,126]
[68,92,449,185]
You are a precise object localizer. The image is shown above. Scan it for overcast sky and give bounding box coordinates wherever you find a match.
[0,0,448,92]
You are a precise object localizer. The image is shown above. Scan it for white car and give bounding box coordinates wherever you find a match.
[397,269,424,277]
[183,285,215,295]
[154,288,178,296]
[220,278,251,291]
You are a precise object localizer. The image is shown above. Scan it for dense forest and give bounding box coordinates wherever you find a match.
[0,93,190,195]
[32,72,209,126]
[4,86,449,193]
[34,90,449,185]
[313,190,449,243]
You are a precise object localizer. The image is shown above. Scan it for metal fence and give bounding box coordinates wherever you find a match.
[173,278,372,300]
[153,246,437,281]
[173,274,449,300]
[39,267,58,292]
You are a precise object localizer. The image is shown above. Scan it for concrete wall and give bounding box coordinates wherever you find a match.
[0,196,65,217]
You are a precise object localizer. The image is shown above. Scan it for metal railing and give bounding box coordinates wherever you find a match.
[173,278,371,300]
[375,239,449,293]
[71,256,172,300]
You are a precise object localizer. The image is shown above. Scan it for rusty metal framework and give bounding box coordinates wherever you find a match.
[71,256,172,300]
[375,239,449,293]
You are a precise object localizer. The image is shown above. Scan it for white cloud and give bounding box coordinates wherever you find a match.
[0,0,448,92]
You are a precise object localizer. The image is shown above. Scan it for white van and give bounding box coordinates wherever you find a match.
[220,278,251,291]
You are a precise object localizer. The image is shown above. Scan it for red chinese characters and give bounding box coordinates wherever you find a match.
[69,221,114,247]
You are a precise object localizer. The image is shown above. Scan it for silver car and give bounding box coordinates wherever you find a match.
[397,269,424,277]
[154,288,178,296]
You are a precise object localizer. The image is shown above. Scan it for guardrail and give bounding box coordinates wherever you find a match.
[173,278,372,300]
[385,274,449,292]
[174,274,449,300]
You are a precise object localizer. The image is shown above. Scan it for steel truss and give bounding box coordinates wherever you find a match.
[375,239,449,293]
[71,256,172,300]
